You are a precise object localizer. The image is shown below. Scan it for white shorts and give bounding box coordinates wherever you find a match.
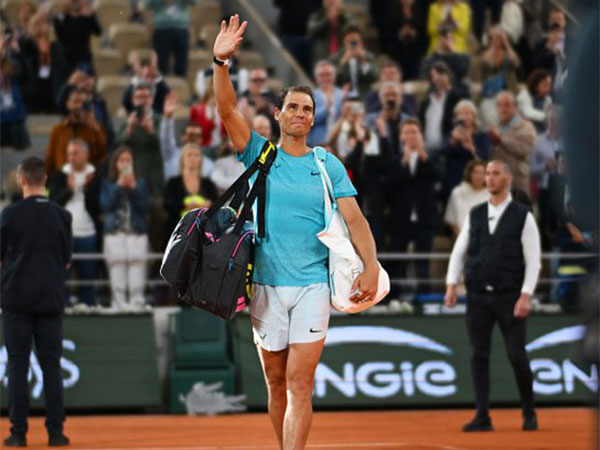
[250,283,331,352]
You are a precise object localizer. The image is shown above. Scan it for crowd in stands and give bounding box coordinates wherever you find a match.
[0,0,595,309]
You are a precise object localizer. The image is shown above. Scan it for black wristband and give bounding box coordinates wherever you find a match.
[213,56,228,66]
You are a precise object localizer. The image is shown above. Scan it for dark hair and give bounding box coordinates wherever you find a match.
[276,85,315,114]
[342,24,362,39]
[17,157,46,186]
[108,146,136,180]
[463,159,486,183]
[527,68,552,95]
[399,117,422,133]
[380,59,402,77]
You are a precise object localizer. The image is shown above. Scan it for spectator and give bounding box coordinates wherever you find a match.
[470,0,503,41]
[343,110,386,247]
[420,28,470,96]
[210,140,245,196]
[499,0,524,45]
[365,59,418,117]
[0,32,30,150]
[444,159,489,236]
[531,105,562,248]
[100,146,150,310]
[47,139,101,306]
[240,68,278,137]
[163,143,218,242]
[161,91,214,181]
[330,24,377,101]
[328,99,373,160]
[382,118,440,297]
[56,64,114,148]
[45,88,106,173]
[517,68,553,133]
[419,61,463,154]
[123,53,171,115]
[13,1,38,38]
[116,82,164,194]
[145,0,194,77]
[53,0,102,73]
[532,8,568,94]
[252,114,273,141]
[19,12,67,113]
[371,0,429,80]
[478,26,520,128]
[427,0,471,55]
[308,60,344,146]
[189,86,226,156]
[195,52,248,100]
[488,91,536,196]
[366,81,409,152]
[442,99,490,201]
[273,0,322,75]
[307,0,357,64]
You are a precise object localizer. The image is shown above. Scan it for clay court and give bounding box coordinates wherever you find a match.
[1,407,595,449]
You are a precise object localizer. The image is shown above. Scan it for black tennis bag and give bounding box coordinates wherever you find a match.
[160,141,277,319]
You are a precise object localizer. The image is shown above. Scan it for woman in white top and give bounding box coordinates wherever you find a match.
[444,159,489,236]
[516,68,553,133]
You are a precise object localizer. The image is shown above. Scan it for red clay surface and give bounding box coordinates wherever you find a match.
[0,408,596,449]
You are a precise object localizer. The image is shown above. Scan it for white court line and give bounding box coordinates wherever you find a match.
[68,443,467,450]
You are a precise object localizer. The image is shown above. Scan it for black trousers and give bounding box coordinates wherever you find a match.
[2,311,65,437]
[466,292,535,417]
[389,222,435,297]
[152,28,189,77]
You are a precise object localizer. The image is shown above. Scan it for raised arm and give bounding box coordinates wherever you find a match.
[213,14,251,152]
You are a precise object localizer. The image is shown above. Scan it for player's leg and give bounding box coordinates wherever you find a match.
[257,347,289,449]
[283,339,325,450]
[283,283,330,449]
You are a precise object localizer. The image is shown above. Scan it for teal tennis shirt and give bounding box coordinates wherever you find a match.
[238,131,357,286]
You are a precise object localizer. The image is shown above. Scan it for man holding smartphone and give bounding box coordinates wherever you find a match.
[330,24,377,101]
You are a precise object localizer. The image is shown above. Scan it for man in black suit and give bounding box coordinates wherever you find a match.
[382,118,440,298]
[1,157,72,447]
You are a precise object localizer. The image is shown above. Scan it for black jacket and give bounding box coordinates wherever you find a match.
[381,137,440,229]
[418,88,464,144]
[47,170,102,241]
[123,79,171,115]
[0,196,72,314]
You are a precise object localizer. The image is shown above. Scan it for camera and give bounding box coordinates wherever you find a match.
[549,22,562,32]
[456,119,466,128]
[83,100,92,112]
[385,99,396,110]
[135,104,145,120]
[350,40,359,49]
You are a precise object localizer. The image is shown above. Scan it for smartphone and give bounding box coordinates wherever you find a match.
[135,104,145,120]
[456,119,466,128]
[121,164,133,176]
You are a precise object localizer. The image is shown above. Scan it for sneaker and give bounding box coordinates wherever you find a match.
[4,434,27,447]
[462,416,493,432]
[523,412,538,431]
[49,434,70,446]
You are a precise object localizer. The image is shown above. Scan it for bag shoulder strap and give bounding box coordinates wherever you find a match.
[206,140,277,238]
[312,147,335,204]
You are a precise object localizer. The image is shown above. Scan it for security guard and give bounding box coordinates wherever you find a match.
[1,157,72,447]
[445,160,541,432]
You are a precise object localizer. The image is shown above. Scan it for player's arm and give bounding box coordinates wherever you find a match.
[213,14,251,153]
[338,196,379,302]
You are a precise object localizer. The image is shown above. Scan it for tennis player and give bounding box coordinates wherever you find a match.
[213,14,379,450]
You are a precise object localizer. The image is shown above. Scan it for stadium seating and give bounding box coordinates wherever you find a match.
[164,76,191,105]
[93,48,124,76]
[189,1,222,31]
[198,23,220,50]
[237,51,266,69]
[108,23,149,63]
[97,75,130,117]
[1,0,23,27]
[127,47,155,67]
[93,0,131,26]
[187,49,212,94]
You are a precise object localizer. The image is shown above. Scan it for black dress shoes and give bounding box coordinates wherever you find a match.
[462,415,494,432]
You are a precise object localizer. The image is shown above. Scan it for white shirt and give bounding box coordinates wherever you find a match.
[424,91,446,151]
[444,182,490,230]
[62,163,96,238]
[210,155,246,196]
[446,194,542,295]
